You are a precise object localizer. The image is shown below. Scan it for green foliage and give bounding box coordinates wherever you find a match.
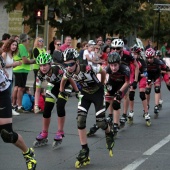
[3,0,170,43]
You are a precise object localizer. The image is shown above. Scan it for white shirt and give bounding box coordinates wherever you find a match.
[83,49,94,66]
[5,53,13,80]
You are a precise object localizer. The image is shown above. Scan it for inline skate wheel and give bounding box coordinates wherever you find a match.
[109,150,113,157]
[52,140,62,149]
[154,113,158,119]
[146,120,151,127]
[75,157,90,169]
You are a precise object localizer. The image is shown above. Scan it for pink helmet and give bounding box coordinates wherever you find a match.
[145,48,155,58]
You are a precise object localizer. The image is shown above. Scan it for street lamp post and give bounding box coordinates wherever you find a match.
[154,4,170,49]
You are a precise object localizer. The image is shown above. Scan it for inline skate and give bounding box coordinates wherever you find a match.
[105,115,113,131]
[119,114,127,128]
[127,111,134,125]
[105,131,114,157]
[75,148,90,168]
[113,123,119,138]
[52,131,64,149]
[144,112,151,127]
[87,124,99,137]
[33,131,48,147]
[154,105,159,119]
[23,148,37,170]
[158,99,163,110]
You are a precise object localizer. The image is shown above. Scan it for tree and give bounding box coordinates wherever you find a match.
[3,0,170,43]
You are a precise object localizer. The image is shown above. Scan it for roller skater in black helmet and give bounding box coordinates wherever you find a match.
[0,57,37,170]
[104,52,130,136]
[33,53,78,149]
[60,48,114,168]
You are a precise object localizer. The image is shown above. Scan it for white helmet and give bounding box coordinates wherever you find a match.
[111,39,124,48]
[88,40,96,45]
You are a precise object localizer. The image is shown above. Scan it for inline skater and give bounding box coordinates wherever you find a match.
[0,56,37,170]
[60,48,114,168]
[33,53,78,149]
[145,48,167,118]
[129,45,151,126]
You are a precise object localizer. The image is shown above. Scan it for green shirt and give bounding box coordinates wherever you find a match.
[161,45,166,58]
[13,44,31,73]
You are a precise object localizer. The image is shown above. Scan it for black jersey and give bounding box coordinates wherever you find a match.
[137,57,147,74]
[106,64,130,83]
[36,64,65,87]
[120,50,135,66]
[147,58,167,75]
[63,64,102,94]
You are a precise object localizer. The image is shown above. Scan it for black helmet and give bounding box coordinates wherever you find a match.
[155,50,161,57]
[108,52,121,64]
[62,48,79,62]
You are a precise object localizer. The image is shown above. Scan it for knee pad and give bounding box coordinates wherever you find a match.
[57,97,67,117]
[43,102,54,118]
[129,91,135,101]
[0,124,18,143]
[145,88,151,95]
[139,92,146,101]
[112,100,120,110]
[77,111,87,129]
[96,112,108,130]
[154,86,160,93]
[167,85,170,91]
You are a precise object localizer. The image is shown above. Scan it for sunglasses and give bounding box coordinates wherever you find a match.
[112,47,121,50]
[38,40,44,42]
[57,44,61,46]
[64,62,76,67]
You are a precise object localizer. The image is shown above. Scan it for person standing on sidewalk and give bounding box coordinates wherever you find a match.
[12,33,35,115]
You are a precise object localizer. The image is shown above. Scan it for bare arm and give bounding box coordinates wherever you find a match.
[59,77,68,92]
[22,57,35,64]
[68,78,79,91]
[100,68,106,85]
[134,60,139,82]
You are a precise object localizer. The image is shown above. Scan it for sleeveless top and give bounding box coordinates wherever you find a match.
[5,53,13,80]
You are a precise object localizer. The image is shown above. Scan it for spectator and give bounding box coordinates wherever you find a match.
[1,33,11,44]
[123,38,130,51]
[11,35,20,43]
[75,42,82,53]
[1,39,21,99]
[161,42,168,58]
[32,37,46,94]
[102,37,112,51]
[52,39,62,64]
[49,36,57,55]
[78,41,88,64]
[22,86,34,112]
[12,33,35,115]
[145,39,153,50]
[101,45,110,69]
[60,36,72,52]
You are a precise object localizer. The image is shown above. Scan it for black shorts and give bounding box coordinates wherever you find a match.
[0,88,12,118]
[14,73,28,88]
[78,86,105,113]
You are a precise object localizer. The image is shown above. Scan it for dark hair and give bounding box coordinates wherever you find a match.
[2,33,11,41]
[24,86,30,93]
[106,38,112,41]
[103,45,110,53]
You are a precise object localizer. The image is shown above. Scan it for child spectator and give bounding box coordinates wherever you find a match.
[22,86,34,112]
[38,88,45,113]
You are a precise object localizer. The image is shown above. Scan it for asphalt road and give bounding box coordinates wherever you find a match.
[1,71,170,170]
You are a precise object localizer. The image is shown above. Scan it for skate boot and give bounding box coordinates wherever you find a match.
[158,99,163,110]
[23,148,37,170]
[75,148,90,168]
[105,115,113,131]
[113,123,119,138]
[119,114,127,128]
[87,124,99,137]
[105,131,114,157]
[127,111,134,125]
[154,105,159,119]
[33,130,48,147]
[52,130,64,149]
[144,112,151,127]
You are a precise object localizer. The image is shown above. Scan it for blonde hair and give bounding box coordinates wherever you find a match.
[33,37,44,49]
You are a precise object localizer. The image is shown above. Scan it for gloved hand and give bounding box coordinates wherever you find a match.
[75,91,80,99]
[115,91,122,101]
[58,91,68,99]
[34,105,41,114]
[132,81,137,89]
